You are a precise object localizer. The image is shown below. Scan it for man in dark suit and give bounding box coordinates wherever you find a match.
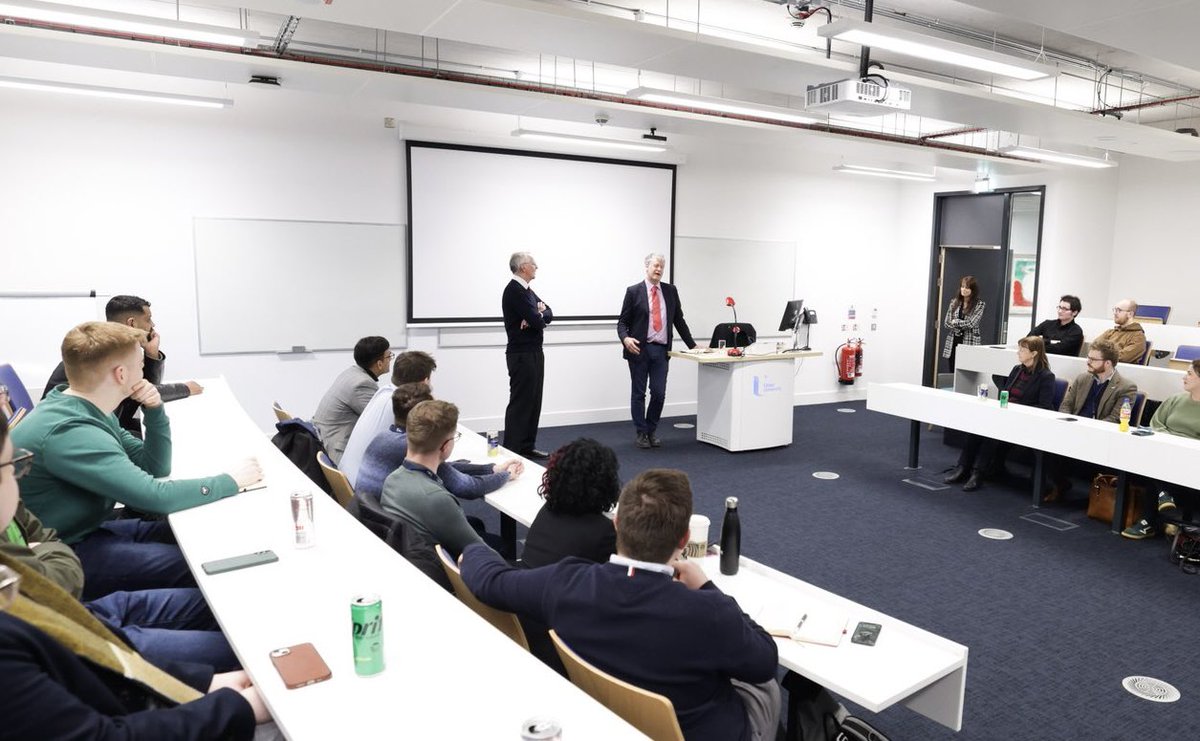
[617,253,696,448]
[502,252,553,460]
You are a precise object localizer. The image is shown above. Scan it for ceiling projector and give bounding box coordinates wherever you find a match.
[805,78,912,116]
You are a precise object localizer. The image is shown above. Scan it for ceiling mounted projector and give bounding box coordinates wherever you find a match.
[805,78,911,116]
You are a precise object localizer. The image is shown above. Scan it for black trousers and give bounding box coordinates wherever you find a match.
[504,349,544,454]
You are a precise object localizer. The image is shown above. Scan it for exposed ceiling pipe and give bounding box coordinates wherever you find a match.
[1091,93,1200,116]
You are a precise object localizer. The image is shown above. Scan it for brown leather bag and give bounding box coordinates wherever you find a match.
[1087,474,1143,529]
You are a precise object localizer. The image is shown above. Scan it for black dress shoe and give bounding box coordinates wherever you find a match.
[962,471,982,492]
[943,466,968,484]
[649,434,662,448]
[635,433,651,449]
[524,449,550,461]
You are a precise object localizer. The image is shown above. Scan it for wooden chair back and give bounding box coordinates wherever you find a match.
[435,544,529,651]
[315,451,354,509]
[549,629,685,741]
[272,401,292,422]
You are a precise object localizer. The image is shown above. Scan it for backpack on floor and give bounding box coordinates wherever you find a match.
[834,715,891,741]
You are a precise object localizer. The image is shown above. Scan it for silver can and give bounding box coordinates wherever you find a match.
[290,490,315,548]
[520,717,562,740]
[977,384,989,400]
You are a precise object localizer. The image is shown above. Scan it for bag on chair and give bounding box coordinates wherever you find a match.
[1086,474,1142,530]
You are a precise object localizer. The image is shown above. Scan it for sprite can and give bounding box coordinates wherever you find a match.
[999,390,1009,408]
[351,594,385,677]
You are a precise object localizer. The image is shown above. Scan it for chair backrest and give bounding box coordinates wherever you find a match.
[434,544,529,651]
[0,364,35,420]
[7,407,27,428]
[1136,341,1153,366]
[315,451,355,509]
[1169,345,1200,371]
[1052,378,1069,411]
[549,629,685,741]
[352,492,452,591]
[1130,391,1148,427]
[272,401,292,422]
[1134,305,1170,324]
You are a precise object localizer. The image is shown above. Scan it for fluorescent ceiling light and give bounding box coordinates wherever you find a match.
[512,129,667,153]
[0,0,261,47]
[627,87,817,125]
[834,164,936,182]
[0,76,232,108]
[1000,145,1116,168]
[818,19,1056,81]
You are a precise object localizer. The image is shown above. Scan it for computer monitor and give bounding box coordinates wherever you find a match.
[778,300,805,333]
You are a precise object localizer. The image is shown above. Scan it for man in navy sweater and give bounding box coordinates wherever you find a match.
[461,468,781,741]
[501,251,553,460]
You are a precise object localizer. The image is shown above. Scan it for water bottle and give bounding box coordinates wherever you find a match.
[719,497,741,576]
[1119,397,1132,432]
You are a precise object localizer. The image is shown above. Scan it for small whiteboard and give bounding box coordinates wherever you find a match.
[194,219,405,354]
[673,237,796,342]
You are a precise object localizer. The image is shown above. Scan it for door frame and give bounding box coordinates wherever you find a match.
[921,186,1047,389]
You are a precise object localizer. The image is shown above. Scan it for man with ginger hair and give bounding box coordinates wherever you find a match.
[13,321,262,599]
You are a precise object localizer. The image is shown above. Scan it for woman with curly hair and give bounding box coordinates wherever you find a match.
[520,438,619,568]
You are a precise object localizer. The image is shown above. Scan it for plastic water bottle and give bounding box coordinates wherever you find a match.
[719,497,741,576]
[1119,397,1132,432]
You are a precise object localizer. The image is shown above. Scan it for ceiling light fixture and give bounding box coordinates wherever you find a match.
[0,0,261,47]
[0,76,233,108]
[834,164,936,182]
[818,19,1056,81]
[1000,145,1116,168]
[512,129,668,153]
[627,87,818,125]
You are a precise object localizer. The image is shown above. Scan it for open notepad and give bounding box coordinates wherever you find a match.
[754,602,849,647]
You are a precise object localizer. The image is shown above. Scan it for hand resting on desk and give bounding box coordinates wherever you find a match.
[226,458,264,489]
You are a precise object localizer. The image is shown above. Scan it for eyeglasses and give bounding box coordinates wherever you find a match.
[1,449,33,480]
[1112,306,1131,314]
[0,565,20,612]
[1057,305,1073,312]
[1086,356,1105,363]
[443,431,462,446]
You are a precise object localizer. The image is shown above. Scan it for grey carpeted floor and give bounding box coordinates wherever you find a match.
[462,400,1197,740]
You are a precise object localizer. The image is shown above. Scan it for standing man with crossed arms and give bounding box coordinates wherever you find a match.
[502,252,553,460]
[617,253,696,449]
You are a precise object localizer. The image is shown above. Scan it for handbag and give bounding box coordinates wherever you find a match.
[1086,474,1143,530]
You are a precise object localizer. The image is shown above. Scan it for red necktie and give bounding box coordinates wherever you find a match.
[651,285,663,333]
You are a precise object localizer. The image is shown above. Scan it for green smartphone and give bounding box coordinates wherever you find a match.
[202,550,278,575]
[851,622,882,646]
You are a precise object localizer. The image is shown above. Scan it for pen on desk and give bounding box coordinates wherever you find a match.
[796,613,807,631]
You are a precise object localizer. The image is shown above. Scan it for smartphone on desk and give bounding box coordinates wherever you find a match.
[270,643,332,689]
[201,550,278,575]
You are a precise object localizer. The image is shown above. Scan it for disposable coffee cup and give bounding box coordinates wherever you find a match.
[686,514,710,558]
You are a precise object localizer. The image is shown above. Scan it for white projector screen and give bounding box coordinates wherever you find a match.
[407,141,676,323]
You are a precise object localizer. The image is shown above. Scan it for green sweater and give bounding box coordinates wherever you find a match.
[1149,393,1200,440]
[12,388,237,544]
[380,464,484,558]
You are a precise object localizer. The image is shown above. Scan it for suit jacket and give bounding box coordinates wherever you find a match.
[1059,370,1138,422]
[502,278,553,354]
[1000,364,1056,410]
[616,281,696,360]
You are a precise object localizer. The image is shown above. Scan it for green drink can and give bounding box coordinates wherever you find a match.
[999,390,1009,408]
[351,594,385,677]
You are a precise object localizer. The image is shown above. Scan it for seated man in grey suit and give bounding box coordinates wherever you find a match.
[311,336,391,463]
[1046,339,1138,499]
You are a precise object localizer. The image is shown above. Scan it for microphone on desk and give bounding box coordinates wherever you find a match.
[725,297,744,356]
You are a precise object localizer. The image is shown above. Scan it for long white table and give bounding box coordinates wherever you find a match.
[461,428,969,732]
[867,382,1200,531]
[165,378,645,740]
[669,349,821,451]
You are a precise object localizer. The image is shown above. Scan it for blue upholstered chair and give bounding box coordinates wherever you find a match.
[0,364,34,422]
[1052,378,1069,411]
[1170,345,1200,371]
[1134,305,1170,324]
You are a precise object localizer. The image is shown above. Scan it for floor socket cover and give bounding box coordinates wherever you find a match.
[978,528,1013,540]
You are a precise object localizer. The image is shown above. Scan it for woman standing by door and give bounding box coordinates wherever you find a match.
[942,275,985,371]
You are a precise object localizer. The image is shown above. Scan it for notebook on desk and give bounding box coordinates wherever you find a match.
[754,602,849,647]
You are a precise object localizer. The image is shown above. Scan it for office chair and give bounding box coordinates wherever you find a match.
[315,451,355,509]
[272,401,293,422]
[549,629,684,741]
[1136,341,1153,366]
[1052,378,1069,411]
[434,544,529,651]
[0,364,34,419]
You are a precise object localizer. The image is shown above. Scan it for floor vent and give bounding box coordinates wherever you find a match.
[902,477,949,491]
[1122,676,1180,703]
[1020,512,1078,531]
[978,528,1014,540]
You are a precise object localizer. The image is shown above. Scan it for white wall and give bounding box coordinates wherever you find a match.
[1,80,1150,438]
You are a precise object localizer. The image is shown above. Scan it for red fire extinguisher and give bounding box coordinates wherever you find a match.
[854,338,864,378]
[836,339,858,385]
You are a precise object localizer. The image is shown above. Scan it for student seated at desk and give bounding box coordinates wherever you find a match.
[944,336,1056,492]
[380,400,508,559]
[0,414,272,740]
[461,468,783,741]
[520,437,618,568]
[1029,294,1085,357]
[1123,359,1200,540]
[311,336,392,464]
[13,322,263,601]
[355,382,522,502]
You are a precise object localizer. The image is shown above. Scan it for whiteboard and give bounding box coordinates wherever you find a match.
[193,219,405,354]
[673,237,797,343]
[407,142,675,323]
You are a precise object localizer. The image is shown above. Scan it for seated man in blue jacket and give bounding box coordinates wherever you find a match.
[461,468,782,741]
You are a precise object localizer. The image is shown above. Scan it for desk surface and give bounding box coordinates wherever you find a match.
[166,378,644,740]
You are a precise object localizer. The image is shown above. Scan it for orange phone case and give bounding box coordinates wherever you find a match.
[269,643,332,689]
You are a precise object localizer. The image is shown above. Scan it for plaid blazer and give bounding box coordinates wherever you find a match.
[942,299,986,358]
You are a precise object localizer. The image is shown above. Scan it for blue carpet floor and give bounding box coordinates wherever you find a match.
[463,400,1199,739]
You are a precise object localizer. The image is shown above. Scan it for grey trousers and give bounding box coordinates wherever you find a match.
[733,677,783,741]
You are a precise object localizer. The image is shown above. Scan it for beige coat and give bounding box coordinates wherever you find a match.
[1091,323,1147,364]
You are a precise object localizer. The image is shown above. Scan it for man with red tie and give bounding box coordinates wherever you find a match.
[618,253,696,449]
